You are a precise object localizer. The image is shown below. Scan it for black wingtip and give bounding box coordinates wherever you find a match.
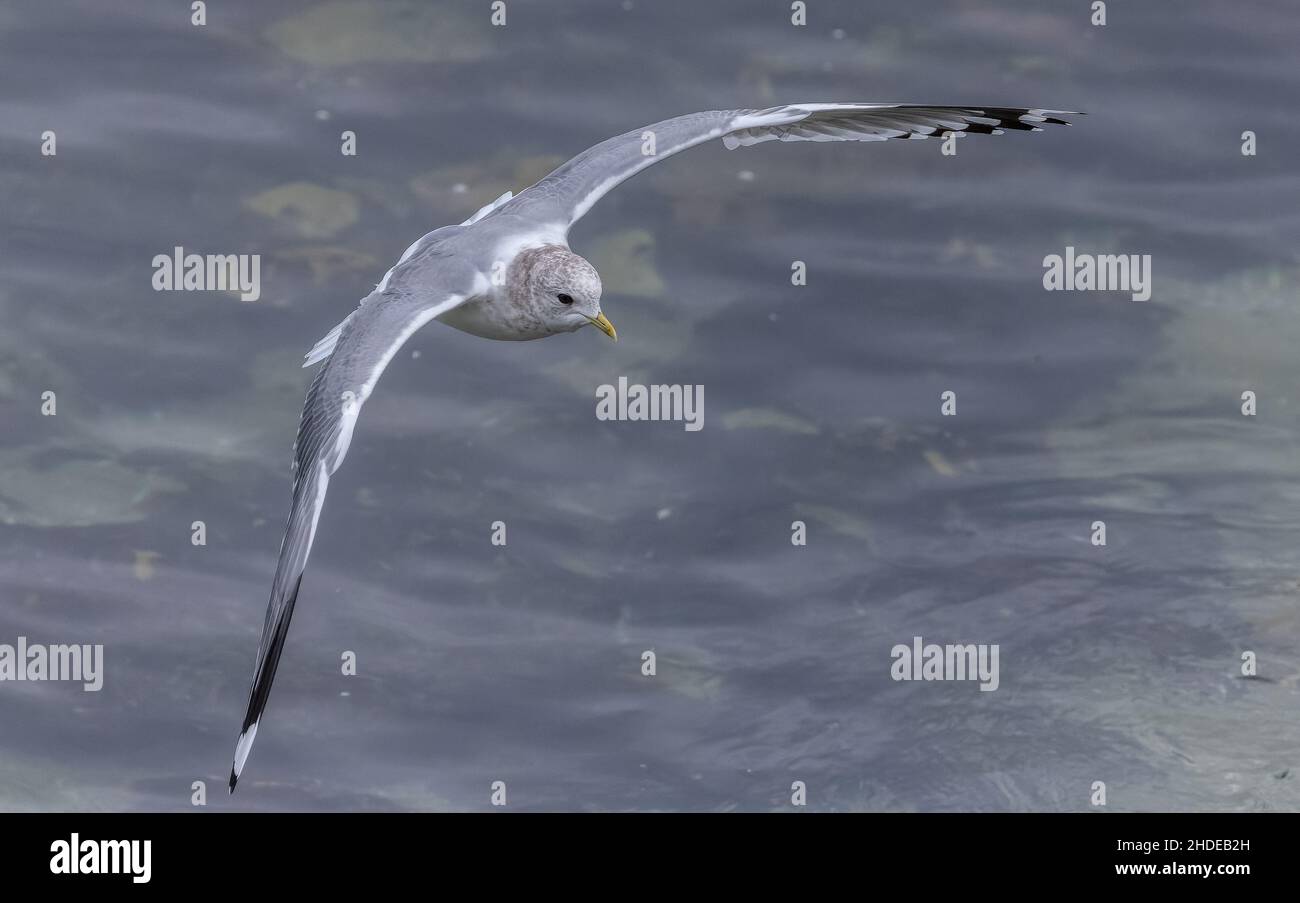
[229,573,304,799]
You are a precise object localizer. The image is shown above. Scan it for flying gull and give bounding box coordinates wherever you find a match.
[229,103,1077,792]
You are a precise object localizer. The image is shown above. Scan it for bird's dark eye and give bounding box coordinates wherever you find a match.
[557,293,574,304]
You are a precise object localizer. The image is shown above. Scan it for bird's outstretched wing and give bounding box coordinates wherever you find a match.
[504,104,1077,228]
[229,251,479,792]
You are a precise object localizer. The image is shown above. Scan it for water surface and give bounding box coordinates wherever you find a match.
[1,0,1298,811]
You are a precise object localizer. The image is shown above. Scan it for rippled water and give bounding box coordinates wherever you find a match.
[1,0,1298,811]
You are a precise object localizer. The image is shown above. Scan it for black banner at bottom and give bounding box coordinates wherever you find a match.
[0,812,1279,889]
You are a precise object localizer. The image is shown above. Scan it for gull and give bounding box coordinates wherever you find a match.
[228,103,1076,792]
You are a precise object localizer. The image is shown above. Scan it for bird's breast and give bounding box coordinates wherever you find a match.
[436,293,551,341]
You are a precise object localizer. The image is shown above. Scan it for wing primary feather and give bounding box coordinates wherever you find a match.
[231,274,474,792]
[502,104,1078,227]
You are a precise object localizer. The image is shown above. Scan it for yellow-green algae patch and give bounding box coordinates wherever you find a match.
[264,0,490,66]
[722,407,819,435]
[245,182,360,239]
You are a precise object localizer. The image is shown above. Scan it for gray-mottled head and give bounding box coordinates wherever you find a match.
[509,245,616,340]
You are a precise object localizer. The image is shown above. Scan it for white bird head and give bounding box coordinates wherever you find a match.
[513,245,615,340]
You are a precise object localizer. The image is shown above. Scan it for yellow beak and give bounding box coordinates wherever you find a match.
[587,312,618,341]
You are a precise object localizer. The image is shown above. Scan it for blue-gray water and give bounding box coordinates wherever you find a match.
[1,0,1298,811]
